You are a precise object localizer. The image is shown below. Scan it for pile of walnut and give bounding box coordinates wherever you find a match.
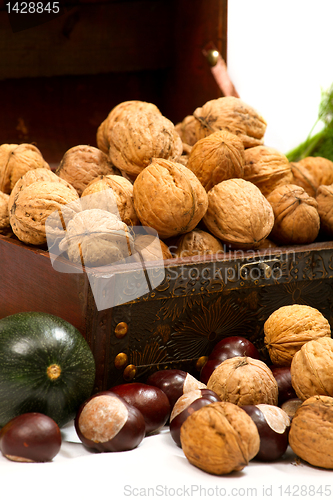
[1,96,333,264]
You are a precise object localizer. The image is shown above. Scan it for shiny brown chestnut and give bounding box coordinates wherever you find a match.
[270,366,297,405]
[146,369,206,410]
[0,412,61,462]
[75,391,145,452]
[241,404,290,461]
[281,398,303,421]
[109,382,171,435]
[170,389,220,447]
[209,336,261,363]
[200,358,222,385]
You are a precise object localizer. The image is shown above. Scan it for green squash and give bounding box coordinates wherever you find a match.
[0,312,96,428]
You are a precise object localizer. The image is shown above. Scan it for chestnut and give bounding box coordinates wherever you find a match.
[0,412,61,462]
[241,404,290,461]
[109,382,170,435]
[75,391,146,452]
[270,366,297,405]
[170,389,220,447]
[200,358,222,385]
[209,336,261,363]
[146,369,206,410]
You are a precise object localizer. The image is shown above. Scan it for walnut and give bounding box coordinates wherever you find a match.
[0,191,10,232]
[10,181,80,245]
[0,143,50,194]
[203,178,274,249]
[193,96,267,148]
[264,304,331,367]
[97,100,162,154]
[175,115,198,147]
[8,167,77,214]
[290,161,318,197]
[266,184,320,245]
[291,156,333,194]
[180,401,260,475]
[59,209,134,267]
[133,159,208,239]
[290,337,333,401]
[174,228,224,259]
[134,234,173,261]
[243,146,293,196]
[316,184,333,237]
[207,356,278,406]
[288,395,333,469]
[186,130,245,191]
[56,145,120,196]
[81,174,139,226]
[108,109,183,180]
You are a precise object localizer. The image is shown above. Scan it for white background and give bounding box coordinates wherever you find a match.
[227,0,333,155]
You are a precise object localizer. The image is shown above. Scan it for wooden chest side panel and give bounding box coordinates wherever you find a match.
[0,237,90,337]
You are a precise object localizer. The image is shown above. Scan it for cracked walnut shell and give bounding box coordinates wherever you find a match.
[290,337,333,401]
[0,143,50,194]
[288,395,333,469]
[10,180,80,245]
[264,304,331,367]
[243,145,293,196]
[133,159,208,239]
[59,209,134,267]
[108,109,183,179]
[180,401,260,475]
[207,356,279,406]
[81,174,139,226]
[266,184,320,245]
[203,178,274,249]
[56,145,119,196]
[193,96,267,148]
[186,130,245,191]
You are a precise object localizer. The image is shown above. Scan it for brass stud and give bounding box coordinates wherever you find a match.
[114,352,128,369]
[196,356,208,371]
[123,364,137,381]
[115,322,128,339]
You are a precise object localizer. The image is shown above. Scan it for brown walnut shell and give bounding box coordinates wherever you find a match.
[174,228,224,259]
[81,174,139,226]
[266,184,320,245]
[316,184,333,237]
[97,100,162,154]
[290,337,333,401]
[175,115,198,147]
[180,401,260,475]
[56,145,119,196]
[264,304,331,367]
[133,159,208,239]
[134,234,173,261]
[243,145,293,196]
[207,356,279,406]
[186,130,245,191]
[59,209,134,267]
[203,178,274,249]
[0,191,10,232]
[290,161,318,197]
[10,180,80,245]
[193,96,267,148]
[0,143,50,194]
[288,395,333,469]
[291,156,333,193]
[8,168,78,214]
[108,109,183,179]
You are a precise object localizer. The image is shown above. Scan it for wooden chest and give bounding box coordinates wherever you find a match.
[1,0,332,393]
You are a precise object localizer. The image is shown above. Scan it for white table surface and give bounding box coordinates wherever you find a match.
[0,421,331,500]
